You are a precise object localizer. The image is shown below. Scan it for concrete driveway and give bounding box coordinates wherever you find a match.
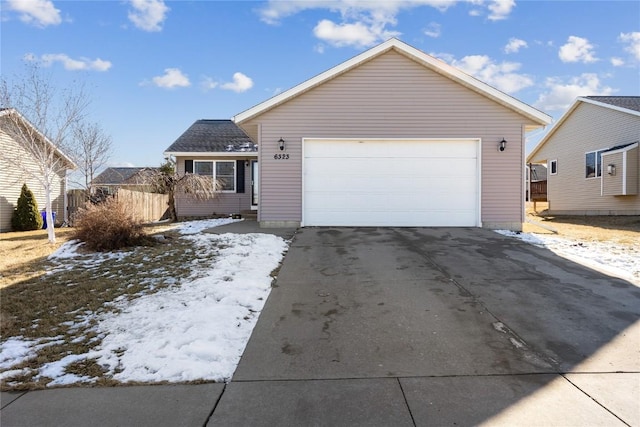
[213,227,639,426]
[2,226,638,426]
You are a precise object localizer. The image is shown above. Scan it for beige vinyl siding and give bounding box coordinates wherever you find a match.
[1,130,66,232]
[627,147,639,195]
[602,152,624,196]
[174,156,253,218]
[533,103,640,214]
[241,50,536,227]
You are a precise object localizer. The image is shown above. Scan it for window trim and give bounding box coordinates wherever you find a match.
[585,149,607,179]
[193,160,236,192]
[549,159,557,175]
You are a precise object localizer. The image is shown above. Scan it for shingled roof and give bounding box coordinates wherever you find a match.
[164,120,256,154]
[584,96,640,113]
[92,167,155,185]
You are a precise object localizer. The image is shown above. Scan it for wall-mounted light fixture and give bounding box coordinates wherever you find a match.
[607,164,616,175]
[278,138,285,151]
[245,160,250,167]
[498,138,507,152]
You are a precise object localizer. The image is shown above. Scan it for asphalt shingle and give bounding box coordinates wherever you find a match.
[585,96,640,113]
[164,120,256,153]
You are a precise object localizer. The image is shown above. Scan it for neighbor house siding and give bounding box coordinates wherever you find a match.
[241,50,538,228]
[602,152,625,196]
[532,103,640,214]
[0,129,66,232]
[174,156,252,217]
[627,147,639,195]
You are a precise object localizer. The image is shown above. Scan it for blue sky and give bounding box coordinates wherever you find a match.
[2,0,639,168]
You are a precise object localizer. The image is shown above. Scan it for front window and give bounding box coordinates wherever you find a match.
[216,161,235,191]
[194,160,235,192]
[585,149,606,178]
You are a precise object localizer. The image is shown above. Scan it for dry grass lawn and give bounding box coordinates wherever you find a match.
[524,202,640,247]
[0,228,77,289]
[0,224,206,390]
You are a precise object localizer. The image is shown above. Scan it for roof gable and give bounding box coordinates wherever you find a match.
[164,119,255,155]
[234,38,551,128]
[528,96,640,162]
[0,108,77,169]
[92,167,157,185]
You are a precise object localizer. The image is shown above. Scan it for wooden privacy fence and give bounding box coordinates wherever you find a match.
[67,189,88,224]
[116,189,169,223]
[67,189,169,224]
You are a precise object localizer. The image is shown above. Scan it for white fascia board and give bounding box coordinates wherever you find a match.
[601,142,639,156]
[527,98,585,163]
[233,38,552,127]
[0,108,78,169]
[163,151,258,157]
[393,42,552,127]
[578,97,640,118]
[234,39,398,124]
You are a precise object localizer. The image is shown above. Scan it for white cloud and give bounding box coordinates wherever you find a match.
[559,36,598,63]
[314,19,395,48]
[128,0,169,32]
[201,77,219,92]
[504,37,527,54]
[619,32,640,61]
[221,72,254,93]
[424,22,441,38]
[6,0,61,27]
[450,54,534,93]
[487,0,515,21]
[36,53,112,71]
[534,73,615,111]
[151,68,190,89]
[258,1,513,50]
[610,57,625,67]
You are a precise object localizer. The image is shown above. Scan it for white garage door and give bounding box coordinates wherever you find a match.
[303,138,480,227]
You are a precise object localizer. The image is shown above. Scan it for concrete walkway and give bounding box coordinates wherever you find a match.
[2,226,638,426]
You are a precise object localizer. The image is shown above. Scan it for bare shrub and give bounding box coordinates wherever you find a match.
[73,197,150,251]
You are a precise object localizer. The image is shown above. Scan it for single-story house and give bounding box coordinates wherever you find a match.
[163,119,258,218]
[0,108,76,232]
[167,38,552,230]
[527,96,640,215]
[91,167,159,196]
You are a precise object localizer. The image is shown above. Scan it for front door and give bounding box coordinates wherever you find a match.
[251,160,258,209]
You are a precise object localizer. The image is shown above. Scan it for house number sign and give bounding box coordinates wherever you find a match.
[273,154,290,160]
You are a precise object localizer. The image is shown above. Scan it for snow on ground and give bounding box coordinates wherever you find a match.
[86,232,287,384]
[172,217,241,235]
[495,230,639,286]
[0,220,288,387]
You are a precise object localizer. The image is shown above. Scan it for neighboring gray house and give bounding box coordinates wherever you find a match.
[527,96,640,215]
[0,108,76,232]
[91,167,158,195]
[163,120,258,218]
[167,38,552,230]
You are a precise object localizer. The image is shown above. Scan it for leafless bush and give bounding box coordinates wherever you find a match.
[73,197,150,251]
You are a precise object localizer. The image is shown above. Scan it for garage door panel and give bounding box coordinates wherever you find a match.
[305,139,477,159]
[303,139,479,227]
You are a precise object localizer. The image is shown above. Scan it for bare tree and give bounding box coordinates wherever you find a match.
[70,121,112,192]
[0,64,88,243]
[151,159,221,221]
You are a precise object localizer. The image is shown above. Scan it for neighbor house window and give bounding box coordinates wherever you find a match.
[585,149,606,178]
[194,160,236,192]
[549,159,557,175]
